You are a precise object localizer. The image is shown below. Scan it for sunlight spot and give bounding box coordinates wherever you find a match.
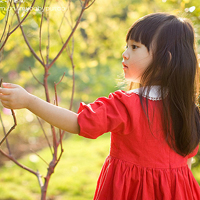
[185,6,196,13]
[71,166,79,173]
[189,6,195,12]
[29,154,39,163]
[26,113,34,122]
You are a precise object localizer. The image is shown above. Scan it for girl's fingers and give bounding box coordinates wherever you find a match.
[0,100,10,108]
[0,88,11,95]
[2,83,17,88]
[0,93,10,100]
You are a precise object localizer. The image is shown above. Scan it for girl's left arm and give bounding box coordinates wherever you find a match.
[187,158,192,169]
[0,83,80,134]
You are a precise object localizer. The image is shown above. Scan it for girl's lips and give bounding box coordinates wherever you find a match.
[122,62,128,69]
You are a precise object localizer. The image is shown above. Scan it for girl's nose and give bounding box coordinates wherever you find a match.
[122,50,129,60]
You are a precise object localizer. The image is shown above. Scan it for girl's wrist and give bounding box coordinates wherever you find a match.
[25,93,35,110]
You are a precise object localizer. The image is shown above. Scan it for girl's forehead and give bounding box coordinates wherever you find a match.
[127,39,141,44]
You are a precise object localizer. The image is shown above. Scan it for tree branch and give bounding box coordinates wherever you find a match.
[47,3,86,69]
[0,148,37,176]
[39,0,47,64]
[0,109,17,146]
[29,66,44,86]
[37,117,53,155]
[14,2,45,67]
[0,113,12,155]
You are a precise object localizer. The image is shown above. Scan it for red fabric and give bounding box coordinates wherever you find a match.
[78,90,200,200]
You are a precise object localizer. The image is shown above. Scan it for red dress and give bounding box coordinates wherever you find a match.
[77,87,200,200]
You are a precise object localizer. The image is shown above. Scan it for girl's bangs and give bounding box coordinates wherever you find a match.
[126,21,154,51]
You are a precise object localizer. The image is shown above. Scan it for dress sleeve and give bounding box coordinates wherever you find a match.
[77,91,131,139]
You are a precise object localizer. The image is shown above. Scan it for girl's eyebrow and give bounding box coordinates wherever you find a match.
[128,39,141,45]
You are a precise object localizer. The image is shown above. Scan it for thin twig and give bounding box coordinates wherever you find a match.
[0,113,12,155]
[30,149,49,166]
[47,4,86,69]
[0,0,12,44]
[54,74,66,161]
[0,78,3,86]
[13,2,45,67]
[0,25,11,52]
[39,0,47,64]
[84,0,96,9]
[0,0,36,51]
[46,10,50,65]
[37,117,53,155]
[54,73,65,138]
[36,170,44,188]
[69,40,75,111]
[55,73,66,88]
[10,0,36,35]
[0,148,37,176]
[58,3,75,110]
[29,66,44,86]
[0,109,17,146]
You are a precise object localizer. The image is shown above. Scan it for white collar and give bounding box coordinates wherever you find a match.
[128,85,165,101]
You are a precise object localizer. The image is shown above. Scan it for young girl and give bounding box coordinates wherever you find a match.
[0,13,200,199]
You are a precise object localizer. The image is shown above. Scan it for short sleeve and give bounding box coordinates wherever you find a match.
[77,91,132,139]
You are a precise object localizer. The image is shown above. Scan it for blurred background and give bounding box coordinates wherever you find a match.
[0,0,199,199]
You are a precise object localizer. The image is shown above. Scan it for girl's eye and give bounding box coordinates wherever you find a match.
[125,44,139,49]
[132,45,138,49]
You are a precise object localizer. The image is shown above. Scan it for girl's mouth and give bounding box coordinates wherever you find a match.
[122,62,128,69]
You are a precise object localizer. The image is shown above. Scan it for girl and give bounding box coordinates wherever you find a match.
[0,13,200,199]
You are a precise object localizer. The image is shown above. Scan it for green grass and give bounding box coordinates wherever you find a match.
[0,133,110,200]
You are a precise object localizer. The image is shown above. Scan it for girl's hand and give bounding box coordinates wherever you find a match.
[0,83,30,109]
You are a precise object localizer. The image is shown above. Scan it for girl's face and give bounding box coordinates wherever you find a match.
[122,39,153,83]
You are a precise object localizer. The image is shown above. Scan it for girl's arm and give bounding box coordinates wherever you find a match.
[0,83,80,134]
[187,158,192,170]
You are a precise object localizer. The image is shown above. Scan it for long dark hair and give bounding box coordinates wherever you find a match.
[126,13,200,156]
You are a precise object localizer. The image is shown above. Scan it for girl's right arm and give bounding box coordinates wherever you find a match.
[0,83,80,134]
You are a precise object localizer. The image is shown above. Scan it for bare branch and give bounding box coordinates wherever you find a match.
[10,0,36,34]
[0,0,36,51]
[58,1,75,110]
[68,38,75,110]
[30,149,49,166]
[37,117,53,155]
[0,25,11,52]
[0,148,37,176]
[29,66,44,86]
[84,0,96,9]
[47,5,86,69]
[0,113,12,155]
[0,0,12,44]
[46,10,50,65]
[13,2,45,67]
[39,0,47,64]
[0,109,17,146]
[54,75,66,163]
[37,170,44,188]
